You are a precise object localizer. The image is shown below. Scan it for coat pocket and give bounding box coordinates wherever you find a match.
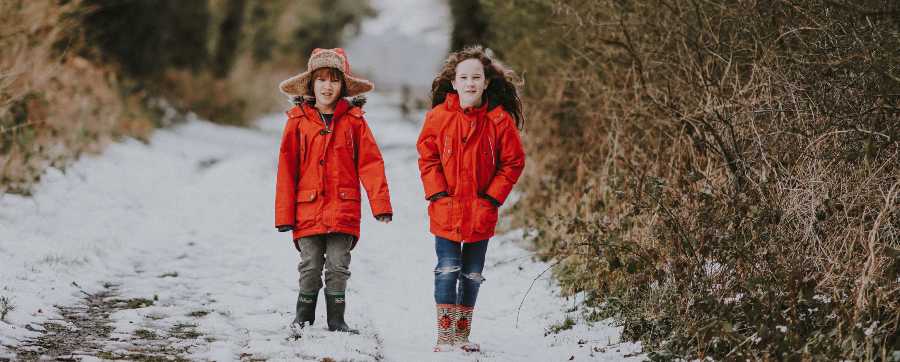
[337,187,361,226]
[428,196,453,232]
[472,197,498,235]
[295,189,319,229]
[338,187,360,201]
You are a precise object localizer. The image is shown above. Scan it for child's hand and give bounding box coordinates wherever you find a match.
[375,214,392,224]
[277,225,294,232]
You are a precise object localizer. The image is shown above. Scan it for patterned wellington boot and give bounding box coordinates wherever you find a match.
[291,291,318,328]
[455,305,480,352]
[433,304,456,352]
[289,291,318,338]
[325,292,360,334]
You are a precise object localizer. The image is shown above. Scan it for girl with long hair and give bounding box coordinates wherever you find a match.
[416,45,526,352]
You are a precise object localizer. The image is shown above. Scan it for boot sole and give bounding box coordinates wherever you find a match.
[327,327,360,334]
[460,344,481,352]
[433,344,455,352]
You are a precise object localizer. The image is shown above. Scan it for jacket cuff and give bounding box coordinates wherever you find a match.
[424,185,448,200]
[369,197,393,217]
[423,174,448,200]
[275,206,296,227]
[481,193,501,207]
[485,182,511,206]
[426,191,449,201]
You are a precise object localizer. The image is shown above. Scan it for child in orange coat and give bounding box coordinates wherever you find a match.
[275,48,392,334]
[417,45,526,352]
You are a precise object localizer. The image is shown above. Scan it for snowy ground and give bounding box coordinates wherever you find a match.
[0,92,642,361]
[1,0,644,360]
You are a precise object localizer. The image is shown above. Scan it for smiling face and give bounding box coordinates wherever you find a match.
[310,68,344,111]
[451,58,489,109]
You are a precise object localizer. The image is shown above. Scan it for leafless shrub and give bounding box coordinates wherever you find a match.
[0,295,14,321]
[486,0,900,359]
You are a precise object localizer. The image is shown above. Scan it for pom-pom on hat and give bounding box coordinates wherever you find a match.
[278,48,374,97]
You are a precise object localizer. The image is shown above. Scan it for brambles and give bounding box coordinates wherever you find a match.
[484,0,900,359]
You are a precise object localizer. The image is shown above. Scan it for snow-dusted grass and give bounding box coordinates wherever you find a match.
[0,296,13,322]
[0,92,641,360]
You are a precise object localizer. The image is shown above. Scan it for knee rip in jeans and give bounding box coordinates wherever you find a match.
[462,272,485,283]
[434,265,461,275]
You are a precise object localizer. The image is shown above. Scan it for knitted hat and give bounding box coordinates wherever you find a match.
[279,48,374,97]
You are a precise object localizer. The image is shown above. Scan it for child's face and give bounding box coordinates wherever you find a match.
[452,58,488,108]
[313,72,342,109]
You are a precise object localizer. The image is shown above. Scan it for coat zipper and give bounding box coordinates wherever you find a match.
[488,137,495,166]
[350,129,357,161]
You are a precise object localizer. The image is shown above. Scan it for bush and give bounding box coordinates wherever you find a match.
[0,0,156,195]
[0,296,15,321]
[78,0,210,78]
[482,0,900,359]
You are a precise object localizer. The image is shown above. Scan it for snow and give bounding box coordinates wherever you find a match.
[1,1,642,360]
[0,92,642,360]
[344,0,451,93]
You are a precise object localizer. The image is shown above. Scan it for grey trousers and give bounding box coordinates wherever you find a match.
[297,233,354,294]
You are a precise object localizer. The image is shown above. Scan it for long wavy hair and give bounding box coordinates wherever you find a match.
[431,45,525,130]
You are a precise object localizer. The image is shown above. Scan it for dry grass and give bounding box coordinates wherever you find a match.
[486,0,900,359]
[0,0,155,195]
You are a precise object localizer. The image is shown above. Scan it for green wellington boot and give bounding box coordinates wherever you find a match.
[325,292,359,334]
[291,291,318,328]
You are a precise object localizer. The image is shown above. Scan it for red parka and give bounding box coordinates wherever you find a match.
[416,93,525,243]
[275,98,392,241]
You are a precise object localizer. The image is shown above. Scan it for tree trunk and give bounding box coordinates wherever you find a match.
[450,0,489,52]
[212,0,247,78]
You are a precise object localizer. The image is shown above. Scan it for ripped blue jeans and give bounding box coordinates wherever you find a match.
[434,236,488,307]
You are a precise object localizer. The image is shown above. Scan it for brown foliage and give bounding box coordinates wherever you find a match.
[484,0,899,359]
[0,0,155,195]
[0,0,374,193]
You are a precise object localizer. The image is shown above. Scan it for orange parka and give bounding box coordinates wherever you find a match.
[416,93,525,243]
[275,98,392,242]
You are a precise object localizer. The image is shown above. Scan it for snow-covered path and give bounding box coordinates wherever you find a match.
[0,92,642,361]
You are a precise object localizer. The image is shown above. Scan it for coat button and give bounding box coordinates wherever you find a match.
[319,130,327,135]
[319,159,324,165]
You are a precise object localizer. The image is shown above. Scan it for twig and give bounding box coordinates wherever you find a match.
[71,281,93,298]
[0,120,40,135]
[516,256,568,328]
[855,180,900,316]
[822,0,900,16]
